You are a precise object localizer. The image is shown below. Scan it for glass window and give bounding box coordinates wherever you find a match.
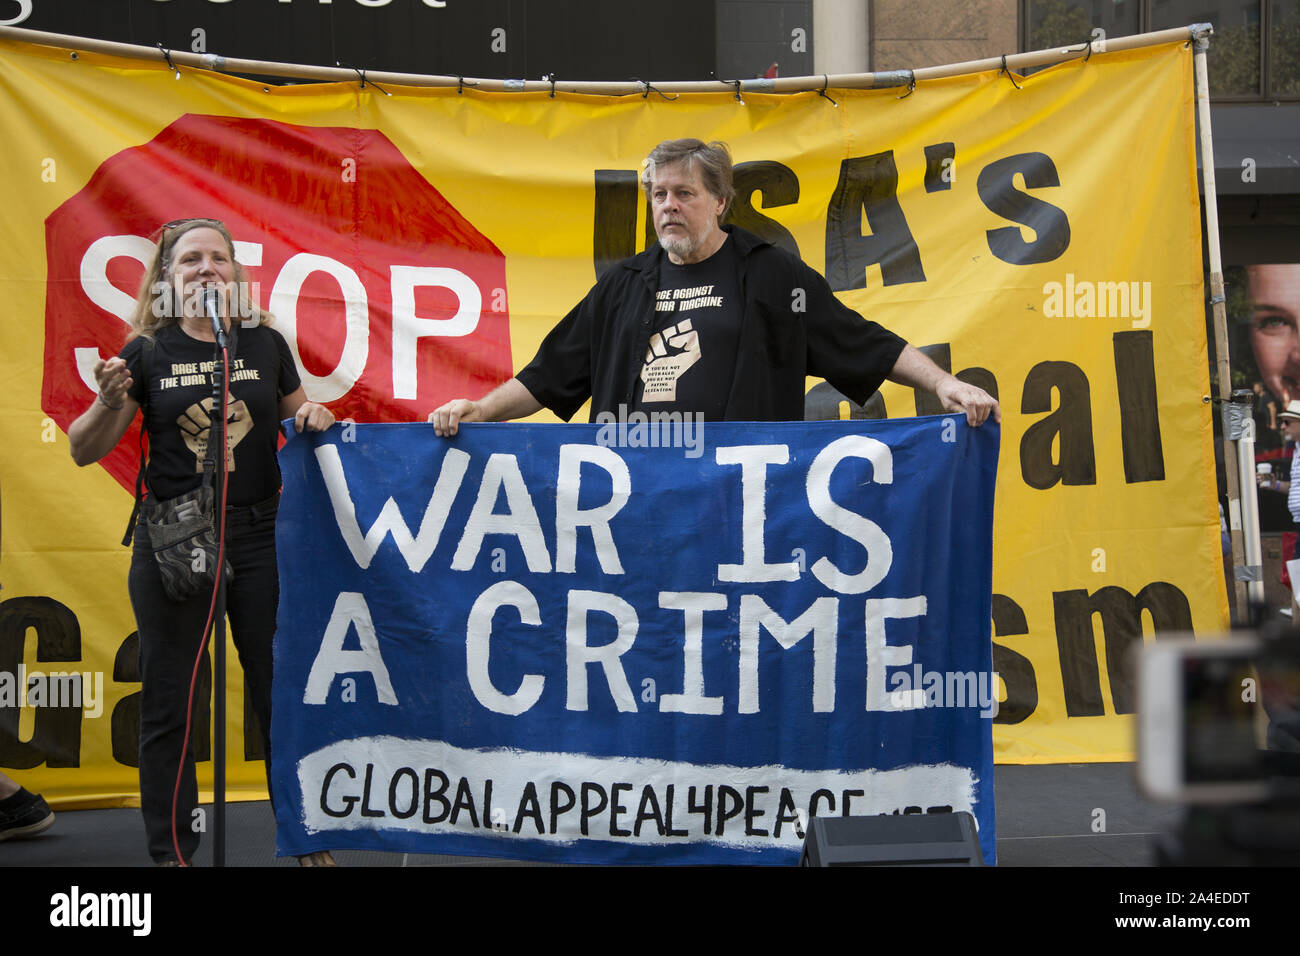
[1028,0,1141,49]
[1275,0,1300,95]
[1152,0,1262,95]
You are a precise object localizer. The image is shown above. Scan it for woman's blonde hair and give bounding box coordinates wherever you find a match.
[128,217,273,340]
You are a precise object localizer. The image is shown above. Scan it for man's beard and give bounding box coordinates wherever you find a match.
[659,229,700,261]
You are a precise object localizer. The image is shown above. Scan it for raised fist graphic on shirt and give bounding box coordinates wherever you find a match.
[178,396,252,472]
[639,318,701,403]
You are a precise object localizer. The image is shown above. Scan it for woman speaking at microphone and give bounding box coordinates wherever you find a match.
[68,218,335,866]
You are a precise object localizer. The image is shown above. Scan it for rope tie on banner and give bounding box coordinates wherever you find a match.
[156,43,179,80]
[546,73,557,98]
[339,60,363,88]
[634,79,678,100]
[817,75,838,107]
[897,72,916,99]
[999,54,1022,90]
[717,77,743,103]
[1081,35,1095,62]
[338,61,391,96]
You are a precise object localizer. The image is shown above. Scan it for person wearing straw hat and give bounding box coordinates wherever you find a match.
[1259,400,1300,617]
[1260,400,1300,524]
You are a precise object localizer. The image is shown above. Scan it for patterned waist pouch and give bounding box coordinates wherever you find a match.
[141,484,234,603]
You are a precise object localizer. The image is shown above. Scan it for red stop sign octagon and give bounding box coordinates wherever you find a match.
[42,114,512,493]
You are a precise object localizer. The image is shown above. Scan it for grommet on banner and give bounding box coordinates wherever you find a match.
[817,75,838,107]
[157,43,179,80]
[999,54,1022,90]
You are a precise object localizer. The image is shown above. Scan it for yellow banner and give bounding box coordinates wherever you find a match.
[0,35,1223,807]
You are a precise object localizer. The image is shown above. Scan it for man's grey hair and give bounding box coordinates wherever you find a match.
[640,139,735,221]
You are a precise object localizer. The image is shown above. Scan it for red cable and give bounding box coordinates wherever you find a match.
[170,344,231,867]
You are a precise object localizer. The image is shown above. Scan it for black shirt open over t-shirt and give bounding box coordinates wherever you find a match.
[516,226,907,422]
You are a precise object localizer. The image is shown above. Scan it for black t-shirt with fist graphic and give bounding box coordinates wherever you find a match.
[121,323,301,506]
[516,226,908,423]
[631,235,742,420]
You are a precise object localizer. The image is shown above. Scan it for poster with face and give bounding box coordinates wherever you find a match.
[1231,263,1300,531]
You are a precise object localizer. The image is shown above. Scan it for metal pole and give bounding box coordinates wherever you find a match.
[0,23,1209,93]
[1192,27,1250,621]
[1236,416,1265,606]
[206,334,230,868]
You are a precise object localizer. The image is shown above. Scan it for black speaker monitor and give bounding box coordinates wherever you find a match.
[799,812,984,866]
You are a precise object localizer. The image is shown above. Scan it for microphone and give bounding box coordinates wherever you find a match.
[203,287,228,349]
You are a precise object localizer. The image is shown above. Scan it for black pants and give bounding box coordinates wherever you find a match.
[128,495,279,864]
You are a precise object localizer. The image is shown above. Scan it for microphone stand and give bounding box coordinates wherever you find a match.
[203,289,230,868]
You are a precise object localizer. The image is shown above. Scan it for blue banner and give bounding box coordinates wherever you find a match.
[272,417,999,864]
